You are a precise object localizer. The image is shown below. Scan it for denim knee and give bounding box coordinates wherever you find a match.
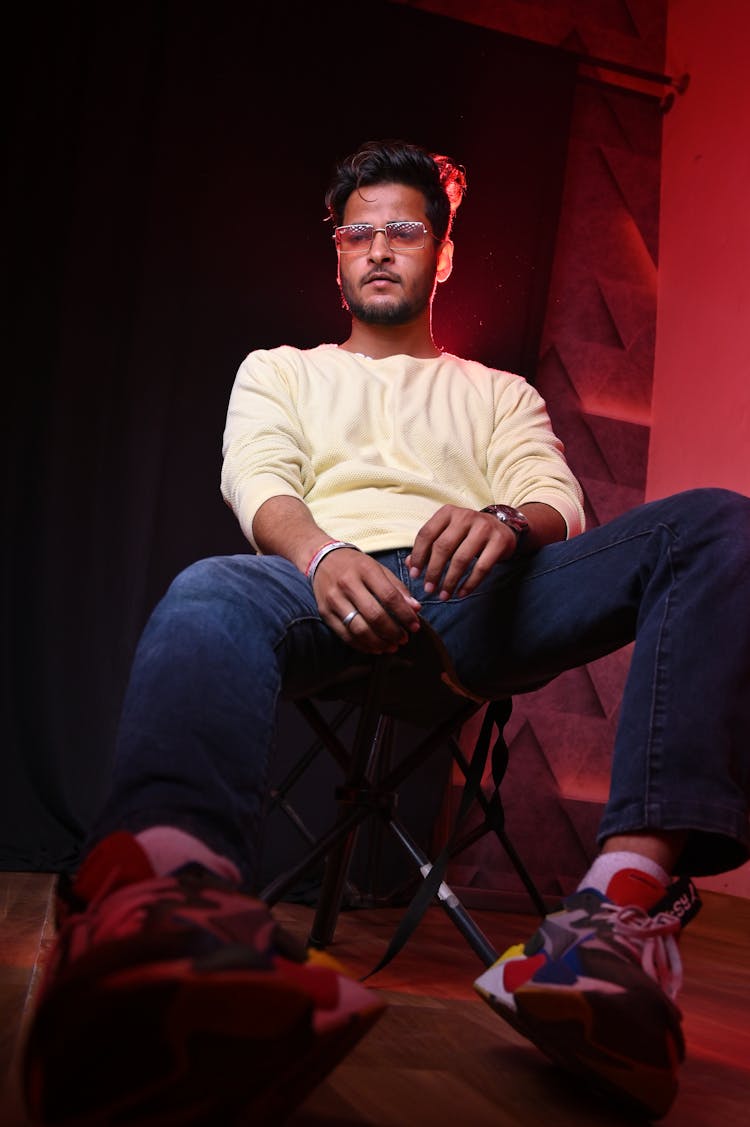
[671,486,750,532]
[656,487,750,571]
[163,555,253,608]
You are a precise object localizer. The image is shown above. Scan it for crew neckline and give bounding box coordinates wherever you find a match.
[332,345,445,362]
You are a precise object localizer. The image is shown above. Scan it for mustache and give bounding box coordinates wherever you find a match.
[362,270,400,285]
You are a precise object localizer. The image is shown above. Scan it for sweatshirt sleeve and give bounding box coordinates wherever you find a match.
[488,374,585,538]
[220,349,314,549]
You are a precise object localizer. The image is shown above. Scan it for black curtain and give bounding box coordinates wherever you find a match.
[3,0,577,872]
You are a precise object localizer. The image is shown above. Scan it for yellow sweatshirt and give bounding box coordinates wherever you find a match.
[221,344,585,552]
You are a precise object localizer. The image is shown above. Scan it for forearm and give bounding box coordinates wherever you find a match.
[252,495,340,573]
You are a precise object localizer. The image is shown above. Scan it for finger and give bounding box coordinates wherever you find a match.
[323,613,394,654]
[447,542,505,598]
[408,508,453,578]
[438,517,516,595]
[421,530,464,592]
[347,592,418,654]
[315,555,421,647]
[321,601,399,654]
[455,552,494,597]
[442,519,522,597]
[333,561,421,630]
[344,609,402,654]
[325,579,410,650]
[317,550,420,619]
[350,586,413,646]
[366,572,422,631]
[436,531,491,599]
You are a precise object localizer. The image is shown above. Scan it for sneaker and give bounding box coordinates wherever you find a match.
[474,869,702,1119]
[23,831,385,1126]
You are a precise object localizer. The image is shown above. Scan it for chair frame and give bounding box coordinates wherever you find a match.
[260,632,547,969]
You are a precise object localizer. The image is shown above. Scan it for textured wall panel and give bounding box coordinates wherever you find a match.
[397,1,668,906]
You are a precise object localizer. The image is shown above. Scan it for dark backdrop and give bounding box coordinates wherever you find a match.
[3,1,577,872]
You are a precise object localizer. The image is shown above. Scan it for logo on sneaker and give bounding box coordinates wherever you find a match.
[652,876,702,927]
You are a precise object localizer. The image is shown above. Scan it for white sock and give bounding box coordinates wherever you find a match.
[577,850,670,896]
[136,826,242,885]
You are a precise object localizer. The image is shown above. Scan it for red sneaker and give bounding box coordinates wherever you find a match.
[24,832,385,1125]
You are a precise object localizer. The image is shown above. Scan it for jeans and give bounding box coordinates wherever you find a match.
[94,488,750,886]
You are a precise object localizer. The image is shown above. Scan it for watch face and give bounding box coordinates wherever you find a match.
[483,504,529,537]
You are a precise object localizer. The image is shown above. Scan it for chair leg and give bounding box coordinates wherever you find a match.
[450,737,548,917]
[387,818,499,967]
[308,715,394,946]
[261,802,366,906]
[307,830,359,949]
[308,661,394,948]
[361,717,394,903]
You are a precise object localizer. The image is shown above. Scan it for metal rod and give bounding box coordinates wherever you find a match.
[569,50,681,89]
[387,818,499,967]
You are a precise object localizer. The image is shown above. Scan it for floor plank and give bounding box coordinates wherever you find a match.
[278,893,750,1126]
[1,875,748,1126]
[1,873,56,1127]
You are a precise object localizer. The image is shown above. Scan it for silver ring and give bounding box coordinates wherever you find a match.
[342,609,360,628]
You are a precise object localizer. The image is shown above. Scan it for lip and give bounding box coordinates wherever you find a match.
[364,272,399,286]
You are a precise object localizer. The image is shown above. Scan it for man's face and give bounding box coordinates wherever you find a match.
[336,182,450,326]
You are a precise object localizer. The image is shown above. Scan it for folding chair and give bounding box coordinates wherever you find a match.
[260,618,547,971]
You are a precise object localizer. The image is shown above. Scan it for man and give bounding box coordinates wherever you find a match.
[24,140,750,1124]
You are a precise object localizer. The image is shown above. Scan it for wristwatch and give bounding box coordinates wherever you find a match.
[481,503,529,543]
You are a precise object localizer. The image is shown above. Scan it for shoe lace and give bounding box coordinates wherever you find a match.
[600,902,683,1000]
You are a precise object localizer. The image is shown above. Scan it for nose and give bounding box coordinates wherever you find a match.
[368,228,393,261]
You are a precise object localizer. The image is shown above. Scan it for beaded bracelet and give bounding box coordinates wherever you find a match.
[305,540,360,585]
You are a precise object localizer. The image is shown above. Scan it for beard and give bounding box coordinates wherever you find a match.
[338,273,435,326]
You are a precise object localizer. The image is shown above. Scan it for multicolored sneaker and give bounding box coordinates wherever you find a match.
[23,832,385,1126]
[474,869,702,1119]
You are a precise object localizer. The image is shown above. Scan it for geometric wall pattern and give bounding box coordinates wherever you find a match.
[397,0,670,907]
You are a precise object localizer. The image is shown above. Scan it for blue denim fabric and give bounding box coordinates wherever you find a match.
[94,488,750,884]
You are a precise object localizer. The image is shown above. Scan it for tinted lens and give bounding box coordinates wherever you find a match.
[336,224,373,252]
[385,221,426,249]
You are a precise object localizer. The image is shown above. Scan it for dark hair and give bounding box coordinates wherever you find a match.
[325,139,467,241]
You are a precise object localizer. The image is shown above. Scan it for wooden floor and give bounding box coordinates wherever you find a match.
[1,872,749,1126]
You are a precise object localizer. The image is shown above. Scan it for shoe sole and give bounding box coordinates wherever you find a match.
[477,983,681,1120]
[26,959,385,1126]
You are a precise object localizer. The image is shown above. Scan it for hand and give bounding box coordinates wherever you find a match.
[406,504,517,600]
[312,549,422,654]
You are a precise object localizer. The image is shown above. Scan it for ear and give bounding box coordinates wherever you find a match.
[435,239,454,284]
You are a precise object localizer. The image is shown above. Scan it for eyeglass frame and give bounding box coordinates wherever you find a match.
[332,220,440,254]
